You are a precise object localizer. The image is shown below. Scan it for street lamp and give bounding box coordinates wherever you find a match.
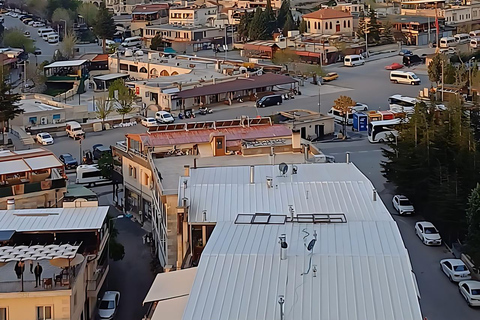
[470,57,476,97]
[59,19,67,40]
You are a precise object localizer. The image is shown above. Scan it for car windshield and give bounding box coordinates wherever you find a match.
[99,300,115,309]
[399,199,411,206]
[471,289,480,295]
[42,134,51,139]
[424,227,437,234]
[411,74,419,79]
[453,265,467,271]
[63,154,73,160]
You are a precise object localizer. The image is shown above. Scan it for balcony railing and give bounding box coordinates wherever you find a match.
[87,260,109,292]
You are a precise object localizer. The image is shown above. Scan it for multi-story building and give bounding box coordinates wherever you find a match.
[444,2,480,26]
[84,0,149,15]
[0,206,110,320]
[302,8,354,36]
[169,5,217,26]
[131,3,169,35]
[0,148,67,209]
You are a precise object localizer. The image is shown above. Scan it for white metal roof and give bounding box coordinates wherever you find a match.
[44,59,88,68]
[94,73,129,81]
[182,222,423,320]
[23,155,63,170]
[0,244,80,262]
[152,296,190,320]
[0,207,109,232]
[0,159,31,175]
[144,268,197,304]
[181,163,391,223]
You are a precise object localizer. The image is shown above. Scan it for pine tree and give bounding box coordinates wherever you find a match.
[150,33,163,50]
[466,184,480,265]
[238,11,254,41]
[381,20,394,44]
[299,18,307,34]
[93,2,115,53]
[249,7,266,40]
[283,12,296,36]
[357,11,366,38]
[0,78,22,144]
[263,0,276,38]
[367,9,380,42]
[277,0,291,29]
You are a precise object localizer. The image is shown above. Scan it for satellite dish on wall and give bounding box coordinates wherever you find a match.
[279,163,288,175]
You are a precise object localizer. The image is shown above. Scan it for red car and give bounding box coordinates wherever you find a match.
[385,63,404,70]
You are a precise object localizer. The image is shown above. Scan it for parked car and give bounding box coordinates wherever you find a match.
[66,121,85,139]
[415,221,442,245]
[399,49,413,56]
[92,144,112,160]
[28,20,36,26]
[440,259,471,282]
[403,54,424,67]
[392,195,415,215]
[35,132,54,145]
[458,280,480,307]
[98,291,120,320]
[322,72,338,82]
[34,48,42,55]
[59,153,78,169]
[255,94,282,108]
[351,102,369,112]
[33,21,45,28]
[141,117,159,127]
[155,111,175,123]
[385,62,404,70]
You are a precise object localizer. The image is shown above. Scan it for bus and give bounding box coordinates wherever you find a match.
[76,165,110,186]
[368,118,404,143]
[388,95,418,113]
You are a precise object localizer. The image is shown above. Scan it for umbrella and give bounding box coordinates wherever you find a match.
[50,254,84,268]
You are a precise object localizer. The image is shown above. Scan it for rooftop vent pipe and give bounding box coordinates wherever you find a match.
[346,152,350,164]
[278,295,285,320]
[250,166,254,184]
[184,165,190,177]
[266,177,273,189]
[373,189,377,201]
[288,205,294,220]
[6,199,14,210]
[279,234,287,260]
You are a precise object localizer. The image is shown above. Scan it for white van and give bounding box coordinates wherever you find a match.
[38,27,53,37]
[327,107,354,125]
[121,36,142,47]
[344,55,365,67]
[470,30,480,38]
[390,71,421,85]
[155,111,175,123]
[454,33,470,44]
[470,37,480,49]
[47,33,59,44]
[75,165,110,186]
[42,31,56,40]
[440,37,457,48]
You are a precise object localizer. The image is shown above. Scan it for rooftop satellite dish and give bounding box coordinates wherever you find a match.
[279,163,288,175]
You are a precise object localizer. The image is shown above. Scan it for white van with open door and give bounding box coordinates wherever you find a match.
[344,55,365,67]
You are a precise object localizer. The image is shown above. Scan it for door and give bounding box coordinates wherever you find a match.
[336,24,340,32]
[315,125,324,139]
[301,127,307,139]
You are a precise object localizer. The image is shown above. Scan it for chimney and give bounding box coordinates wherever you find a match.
[202,210,207,222]
[249,166,254,184]
[6,199,14,210]
[184,165,190,177]
[193,158,197,169]
[373,189,377,201]
[279,234,287,260]
[303,145,308,161]
[346,152,350,164]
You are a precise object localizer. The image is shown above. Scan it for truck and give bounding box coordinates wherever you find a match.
[66,121,85,140]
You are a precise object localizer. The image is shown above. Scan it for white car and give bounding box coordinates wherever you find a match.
[392,195,415,215]
[440,259,471,282]
[141,117,158,127]
[28,20,36,26]
[351,102,369,112]
[155,111,175,123]
[35,132,54,145]
[415,221,442,246]
[458,280,480,307]
[33,21,45,28]
[98,291,120,319]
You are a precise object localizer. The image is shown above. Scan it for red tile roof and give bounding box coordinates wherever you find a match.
[136,124,292,147]
[303,8,352,20]
[92,54,109,62]
[132,3,169,13]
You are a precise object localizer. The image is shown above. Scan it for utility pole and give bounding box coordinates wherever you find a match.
[441,59,444,101]
[224,25,228,61]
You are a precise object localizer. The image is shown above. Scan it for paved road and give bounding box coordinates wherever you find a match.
[319,139,480,320]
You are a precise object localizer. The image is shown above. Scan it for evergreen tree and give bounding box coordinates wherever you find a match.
[367,9,381,42]
[466,184,480,265]
[93,3,115,53]
[283,12,296,36]
[357,11,366,38]
[264,0,276,38]
[277,0,291,29]
[150,33,163,50]
[249,7,267,40]
[428,53,446,85]
[299,18,307,34]
[0,78,22,145]
[381,20,394,44]
[238,11,254,41]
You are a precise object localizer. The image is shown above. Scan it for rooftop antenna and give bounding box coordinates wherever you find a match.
[278,295,285,320]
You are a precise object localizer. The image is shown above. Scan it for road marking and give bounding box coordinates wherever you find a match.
[327,149,383,155]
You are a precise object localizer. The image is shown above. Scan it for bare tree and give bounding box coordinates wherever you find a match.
[95,97,114,129]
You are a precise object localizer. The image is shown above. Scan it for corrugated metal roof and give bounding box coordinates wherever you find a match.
[142,124,291,147]
[0,207,109,232]
[24,155,63,170]
[44,60,88,68]
[183,221,422,320]
[182,163,391,223]
[0,159,31,175]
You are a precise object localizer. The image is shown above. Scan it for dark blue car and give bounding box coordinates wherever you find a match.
[59,153,78,169]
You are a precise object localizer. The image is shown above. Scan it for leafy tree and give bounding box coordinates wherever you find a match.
[299,18,307,34]
[277,0,291,29]
[150,33,163,51]
[428,53,446,86]
[98,152,113,180]
[77,2,99,26]
[95,97,114,129]
[283,12,296,36]
[466,184,480,266]
[52,8,74,29]
[334,96,356,138]
[108,79,136,123]
[93,2,115,53]
[60,32,77,60]
[381,20,394,44]
[3,29,35,53]
[27,0,48,19]
[0,79,22,144]
[46,0,79,20]
[367,9,380,42]
[272,48,299,71]
[238,12,254,42]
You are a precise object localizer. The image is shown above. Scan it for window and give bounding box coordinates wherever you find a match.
[120,64,128,71]
[36,306,52,320]
[348,20,351,28]
[329,22,332,29]
[0,308,6,320]
[129,165,134,176]
[133,167,137,179]
[307,21,310,29]
[143,172,149,186]
[344,20,346,28]
[325,22,328,29]
[314,21,317,29]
